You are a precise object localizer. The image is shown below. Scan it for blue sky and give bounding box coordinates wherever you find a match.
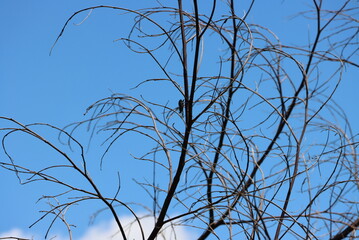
[0,1,191,239]
[1,1,358,239]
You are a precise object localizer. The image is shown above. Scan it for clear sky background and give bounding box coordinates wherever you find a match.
[0,1,358,239]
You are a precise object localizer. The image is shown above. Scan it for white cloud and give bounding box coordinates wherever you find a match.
[0,228,36,239]
[0,214,194,240]
[80,214,193,240]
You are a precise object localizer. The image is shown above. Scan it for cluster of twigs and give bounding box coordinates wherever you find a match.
[1,0,358,239]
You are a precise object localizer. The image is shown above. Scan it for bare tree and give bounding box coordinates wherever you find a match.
[1,0,358,239]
